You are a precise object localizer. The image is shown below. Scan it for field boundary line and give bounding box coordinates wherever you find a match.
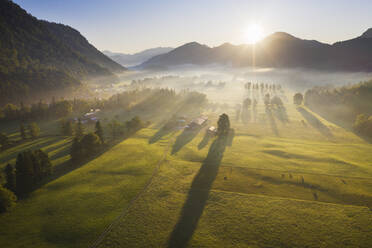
[88,133,174,248]
[179,161,372,180]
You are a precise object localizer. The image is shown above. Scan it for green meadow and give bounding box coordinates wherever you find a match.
[1,102,372,248]
[95,104,372,248]
[0,128,167,248]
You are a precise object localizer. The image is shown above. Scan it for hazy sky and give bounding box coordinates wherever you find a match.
[14,0,372,54]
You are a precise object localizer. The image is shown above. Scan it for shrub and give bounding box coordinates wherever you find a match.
[0,186,17,213]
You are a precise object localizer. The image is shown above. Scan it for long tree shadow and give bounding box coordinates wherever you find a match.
[197,131,212,150]
[171,126,204,154]
[265,107,280,136]
[168,134,230,248]
[306,104,372,144]
[297,106,333,138]
[19,128,144,199]
[149,126,175,144]
[273,106,289,123]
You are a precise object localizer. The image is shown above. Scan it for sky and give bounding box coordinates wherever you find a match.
[13,0,372,54]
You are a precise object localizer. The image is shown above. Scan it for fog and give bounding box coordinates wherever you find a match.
[112,66,372,105]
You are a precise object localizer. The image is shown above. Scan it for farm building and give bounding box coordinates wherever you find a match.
[207,126,217,135]
[74,109,101,124]
[187,116,208,129]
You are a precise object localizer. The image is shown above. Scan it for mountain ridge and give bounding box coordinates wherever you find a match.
[0,0,126,104]
[103,47,174,67]
[139,29,372,72]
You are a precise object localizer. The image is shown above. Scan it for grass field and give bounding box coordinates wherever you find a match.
[1,100,372,248]
[94,103,372,248]
[0,128,168,248]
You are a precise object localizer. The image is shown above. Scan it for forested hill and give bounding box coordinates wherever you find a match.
[0,0,126,105]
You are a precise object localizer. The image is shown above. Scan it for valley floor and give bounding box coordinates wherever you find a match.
[1,104,372,248]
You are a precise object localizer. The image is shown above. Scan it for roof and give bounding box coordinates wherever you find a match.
[208,126,217,132]
[191,116,208,126]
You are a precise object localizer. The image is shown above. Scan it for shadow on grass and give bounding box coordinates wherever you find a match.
[171,126,203,154]
[20,130,142,199]
[297,106,333,138]
[168,134,232,248]
[149,127,174,144]
[241,107,251,124]
[273,106,289,123]
[253,106,257,123]
[48,142,72,161]
[0,136,63,165]
[306,104,372,144]
[265,107,279,137]
[197,131,212,150]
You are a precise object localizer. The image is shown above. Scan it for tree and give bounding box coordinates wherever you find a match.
[75,119,84,139]
[70,137,83,162]
[0,186,17,213]
[94,121,104,143]
[28,122,40,138]
[20,123,27,140]
[61,119,74,136]
[271,96,284,107]
[293,93,304,105]
[4,163,16,193]
[126,116,143,133]
[108,119,121,140]
[353,114,372,139]
[15,151,34,196]
[0,132,10,149]
[264,93,271,106]
[217,113,230,137]
[80,133,102,157]
[2,104,19,120]
[54,100,72,117]
[32,149,52,182]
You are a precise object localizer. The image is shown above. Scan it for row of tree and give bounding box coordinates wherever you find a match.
[244,82,282,91]
[70,117,143,162]
[304,80,372,126]
[0,88,205,123]
[1,149,52,213]
[0,122,40,151]
[4,149,52,196]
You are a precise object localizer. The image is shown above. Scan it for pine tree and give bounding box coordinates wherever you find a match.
[4,163,16,193]
[217,113,230,137]
[94,121,104,143]
[20,123,27,140]
[15,151,34,196]
[32,149,52,181]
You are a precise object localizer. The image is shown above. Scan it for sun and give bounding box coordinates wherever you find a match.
[245,24,264,44]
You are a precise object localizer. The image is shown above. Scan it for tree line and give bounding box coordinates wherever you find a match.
[1,149,52,213]
[304,79,372,138]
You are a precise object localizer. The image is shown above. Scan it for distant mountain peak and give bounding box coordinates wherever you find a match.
[267,32,297,40]
[361,28,372,38]
[179,42,206,48]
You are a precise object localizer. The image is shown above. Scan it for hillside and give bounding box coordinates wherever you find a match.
[0,0,126,104]
[103,47,174,67]
[139,30,372,72]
